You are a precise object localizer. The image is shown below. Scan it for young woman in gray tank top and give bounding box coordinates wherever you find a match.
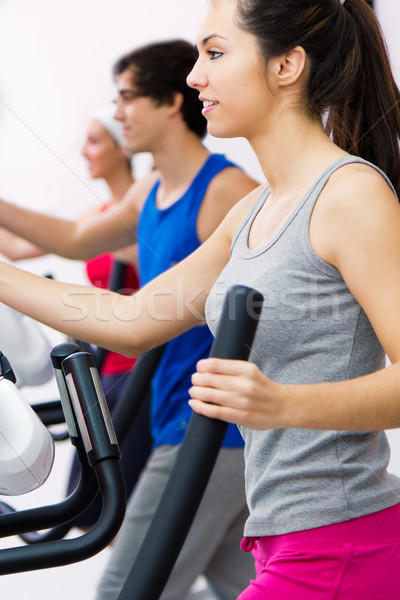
[185,1,400,598]
[0,1,399,598]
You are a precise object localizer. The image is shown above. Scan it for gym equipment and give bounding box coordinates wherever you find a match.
[0,260,156,565]
[118,284,263,600]
[111,342,165,442]
[0,345,126,574]
[0,351,54,496]
[0,283,261,590]
[0,302,53,387]
[0,344,104,544]
[0,341,164,543]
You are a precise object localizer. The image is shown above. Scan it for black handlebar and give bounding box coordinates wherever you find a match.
[0,350,126,573]
[6,342,165,545]
[118,284,263,600]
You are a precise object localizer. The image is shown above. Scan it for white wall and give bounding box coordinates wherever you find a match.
[0,3,261,598]
[375,0,400,81]
[0,0,263,220]
[0,1,400,598]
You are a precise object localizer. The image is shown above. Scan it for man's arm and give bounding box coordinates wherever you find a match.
[0,185,258,358]
[0,172,158,261]
[0,227,46,260]
[197,166,261,242]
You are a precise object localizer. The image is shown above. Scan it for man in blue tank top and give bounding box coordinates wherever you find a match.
[95,41,259,600]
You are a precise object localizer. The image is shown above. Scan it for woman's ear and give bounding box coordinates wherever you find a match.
[271,46,307,87]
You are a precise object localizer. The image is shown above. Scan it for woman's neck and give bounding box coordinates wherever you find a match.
[250,110,347,203]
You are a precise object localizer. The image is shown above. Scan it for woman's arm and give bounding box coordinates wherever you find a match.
[189,165,400,432]
[189,357,400,431]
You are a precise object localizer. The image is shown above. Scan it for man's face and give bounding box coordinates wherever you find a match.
[114,69,170,154]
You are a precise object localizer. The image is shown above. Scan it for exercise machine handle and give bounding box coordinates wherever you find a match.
[112,343,166,442]
[50,342,81,441]
[0,351,126,572]
[62,352,121,465]
[118,284,263,600]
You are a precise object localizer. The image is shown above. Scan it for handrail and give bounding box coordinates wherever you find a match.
[0,351,126,572]
[118,285,263,600]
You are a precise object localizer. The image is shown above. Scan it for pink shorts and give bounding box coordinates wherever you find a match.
[238,503,400,600]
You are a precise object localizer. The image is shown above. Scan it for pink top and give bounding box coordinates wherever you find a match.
[85,203,139,376]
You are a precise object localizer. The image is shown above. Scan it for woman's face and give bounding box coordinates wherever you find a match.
[187,0,271,141]
[81,119,124,179]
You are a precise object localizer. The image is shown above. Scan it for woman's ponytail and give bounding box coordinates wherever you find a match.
[325,0,400,197]
[236,0,400,195]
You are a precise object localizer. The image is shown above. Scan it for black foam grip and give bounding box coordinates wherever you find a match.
[118,284,263,600]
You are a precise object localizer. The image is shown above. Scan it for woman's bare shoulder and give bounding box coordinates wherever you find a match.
[311,161,400,268]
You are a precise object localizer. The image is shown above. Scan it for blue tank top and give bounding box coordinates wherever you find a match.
[138,153,244,447]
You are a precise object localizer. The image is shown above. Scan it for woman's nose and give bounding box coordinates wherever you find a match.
[186,58,205,90]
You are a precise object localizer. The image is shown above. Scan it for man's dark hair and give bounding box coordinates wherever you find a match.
[114,39,207,139]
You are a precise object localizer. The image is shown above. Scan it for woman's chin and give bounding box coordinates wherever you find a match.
[207,123,237,140]
[88,168,100,179]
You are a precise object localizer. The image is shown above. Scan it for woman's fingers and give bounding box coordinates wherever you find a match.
[188,398,237,421]
[189,357,288,430]
[191,371,243,395]
[189,381,237,405]
[195,357,254,376]
[188,358,267,427]
[190,358,260,406]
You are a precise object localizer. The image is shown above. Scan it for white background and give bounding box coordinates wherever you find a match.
[0,1,399,598]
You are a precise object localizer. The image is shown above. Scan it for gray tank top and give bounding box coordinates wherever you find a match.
[205,156,400,536]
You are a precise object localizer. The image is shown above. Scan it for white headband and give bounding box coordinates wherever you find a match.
[93,104,125,147]
[340,0,346,6]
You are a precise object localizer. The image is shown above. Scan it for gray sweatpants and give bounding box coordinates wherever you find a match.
[95,445,254,600]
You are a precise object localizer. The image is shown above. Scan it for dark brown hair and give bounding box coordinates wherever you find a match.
[235,0,400,196]
[114,40,207,139]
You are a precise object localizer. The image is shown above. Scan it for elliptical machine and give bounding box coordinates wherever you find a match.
[0,285,262,600]
[0,302,54,388]
[0,343,126,573]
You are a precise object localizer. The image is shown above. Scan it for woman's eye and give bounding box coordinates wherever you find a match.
[206,50,222,60]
